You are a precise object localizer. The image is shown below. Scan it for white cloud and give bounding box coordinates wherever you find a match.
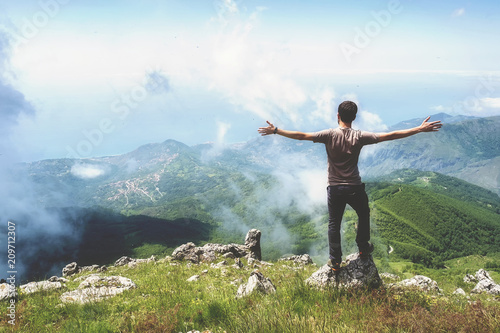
[71,163,107,179]
[356,110,388,132]
[452,8,465,17]
[481,97,500,108]
[309,87,336,127]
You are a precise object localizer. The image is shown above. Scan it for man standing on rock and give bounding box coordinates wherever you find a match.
[258,101,442,271]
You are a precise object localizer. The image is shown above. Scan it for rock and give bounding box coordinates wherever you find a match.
[380,273,400,281]
[48,276,69,283]
[394,275,441,293]
[279,254,313,266]
[187,275,200,282]
[463,274,476,284]
[244,229,262,260]
[172,242,201,263]
[171,230,262,264]
[470,269,500,295]
[20,281,63,295]
[236,271,276,298]
[306,253,382,289]
[0,283,15,301]
[60,275,136,304]
[210,260,228,269]
[234,258,244,269]
[62,262,80,277]
[115,256,135,266]
[453,288,466,296]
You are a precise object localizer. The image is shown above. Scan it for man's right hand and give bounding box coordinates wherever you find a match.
[258,121,276,136]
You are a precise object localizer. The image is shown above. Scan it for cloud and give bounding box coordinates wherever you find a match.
[309,87,337,127]
[430,105,450,112]
[452,8,465,17]
[71,163,108,179]
[480,97,500,109]
[356,110,388,132]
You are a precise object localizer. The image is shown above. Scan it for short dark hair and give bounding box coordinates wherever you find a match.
[338,101,357,123]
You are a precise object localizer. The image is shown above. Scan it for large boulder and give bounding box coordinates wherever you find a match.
[470,269,500,296]
[60,275,136,304]
[236,271,276,298]
[306,253,382,289]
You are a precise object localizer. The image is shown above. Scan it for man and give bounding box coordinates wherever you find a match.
[258,101,442,272]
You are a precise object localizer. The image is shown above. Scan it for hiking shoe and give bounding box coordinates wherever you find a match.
[359,242,374,259]
[327,259,341,272]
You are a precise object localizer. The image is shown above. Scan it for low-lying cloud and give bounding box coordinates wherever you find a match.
[71,163,108,179]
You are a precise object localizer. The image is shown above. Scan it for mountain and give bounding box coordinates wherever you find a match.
[361,116,500,195]
[5,115,500,282]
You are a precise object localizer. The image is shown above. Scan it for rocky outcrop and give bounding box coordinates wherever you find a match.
[279,254,313,266]
[470,269,500,296]
[236,270,276,298]
[172,229,262,264]
[20,280,64,295]
[115,255,156,267]
[62,262,106,277]
[60,275,136,304]
[392,275,441,293]
[306,253,382,289]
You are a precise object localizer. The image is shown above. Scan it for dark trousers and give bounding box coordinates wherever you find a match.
[327,184,370,263]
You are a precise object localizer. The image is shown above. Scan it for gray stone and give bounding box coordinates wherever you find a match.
[115,256,135,267]
[62,262,80,277]
[187,275,200,282]
[394,275,441,293]
[453,288,466,296]
[470,269,500,295]
[60,275,136,304]
[306,253,382,289]
[48,276,69,283]
[380,273,400,281]
[0,283,15,301]
[236,270,276,298]
[279,254,313,266]
[20,281,63,295]
[171,230,262,264]
[463,274,476,284]
[244,229,262,260]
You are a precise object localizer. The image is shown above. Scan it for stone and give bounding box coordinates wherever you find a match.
[60,275,136,304]
[394,275,441,293]
[0,283,15,301]
[20,281,63,295]
[62,262,80,277]
[279,254,313,266]
[48,276,69,283]
[453,288,466,296]
[236,271,276,298]
[380,273,400,281]
[187,275,200,282]
[470,269,500,296]
[171,230,262,264]
[115,256,135,267]
[244,229,262,260]
[210,260,228,269]
[306,253,382,289]
[463,274,476,284]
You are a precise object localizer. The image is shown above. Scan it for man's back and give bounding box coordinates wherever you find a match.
[312,127,379,186]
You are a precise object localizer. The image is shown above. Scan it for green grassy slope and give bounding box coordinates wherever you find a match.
[370,183,500,266]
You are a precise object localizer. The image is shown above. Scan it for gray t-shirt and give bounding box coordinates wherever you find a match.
[312,127,379,186]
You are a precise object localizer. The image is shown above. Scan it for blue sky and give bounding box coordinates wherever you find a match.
[1,0,500,161]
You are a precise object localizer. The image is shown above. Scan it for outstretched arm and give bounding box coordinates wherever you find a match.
[378,116,442,142]
[258,121,315,141]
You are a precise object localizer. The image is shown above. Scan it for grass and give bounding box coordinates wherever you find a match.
[1,256,499,332]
